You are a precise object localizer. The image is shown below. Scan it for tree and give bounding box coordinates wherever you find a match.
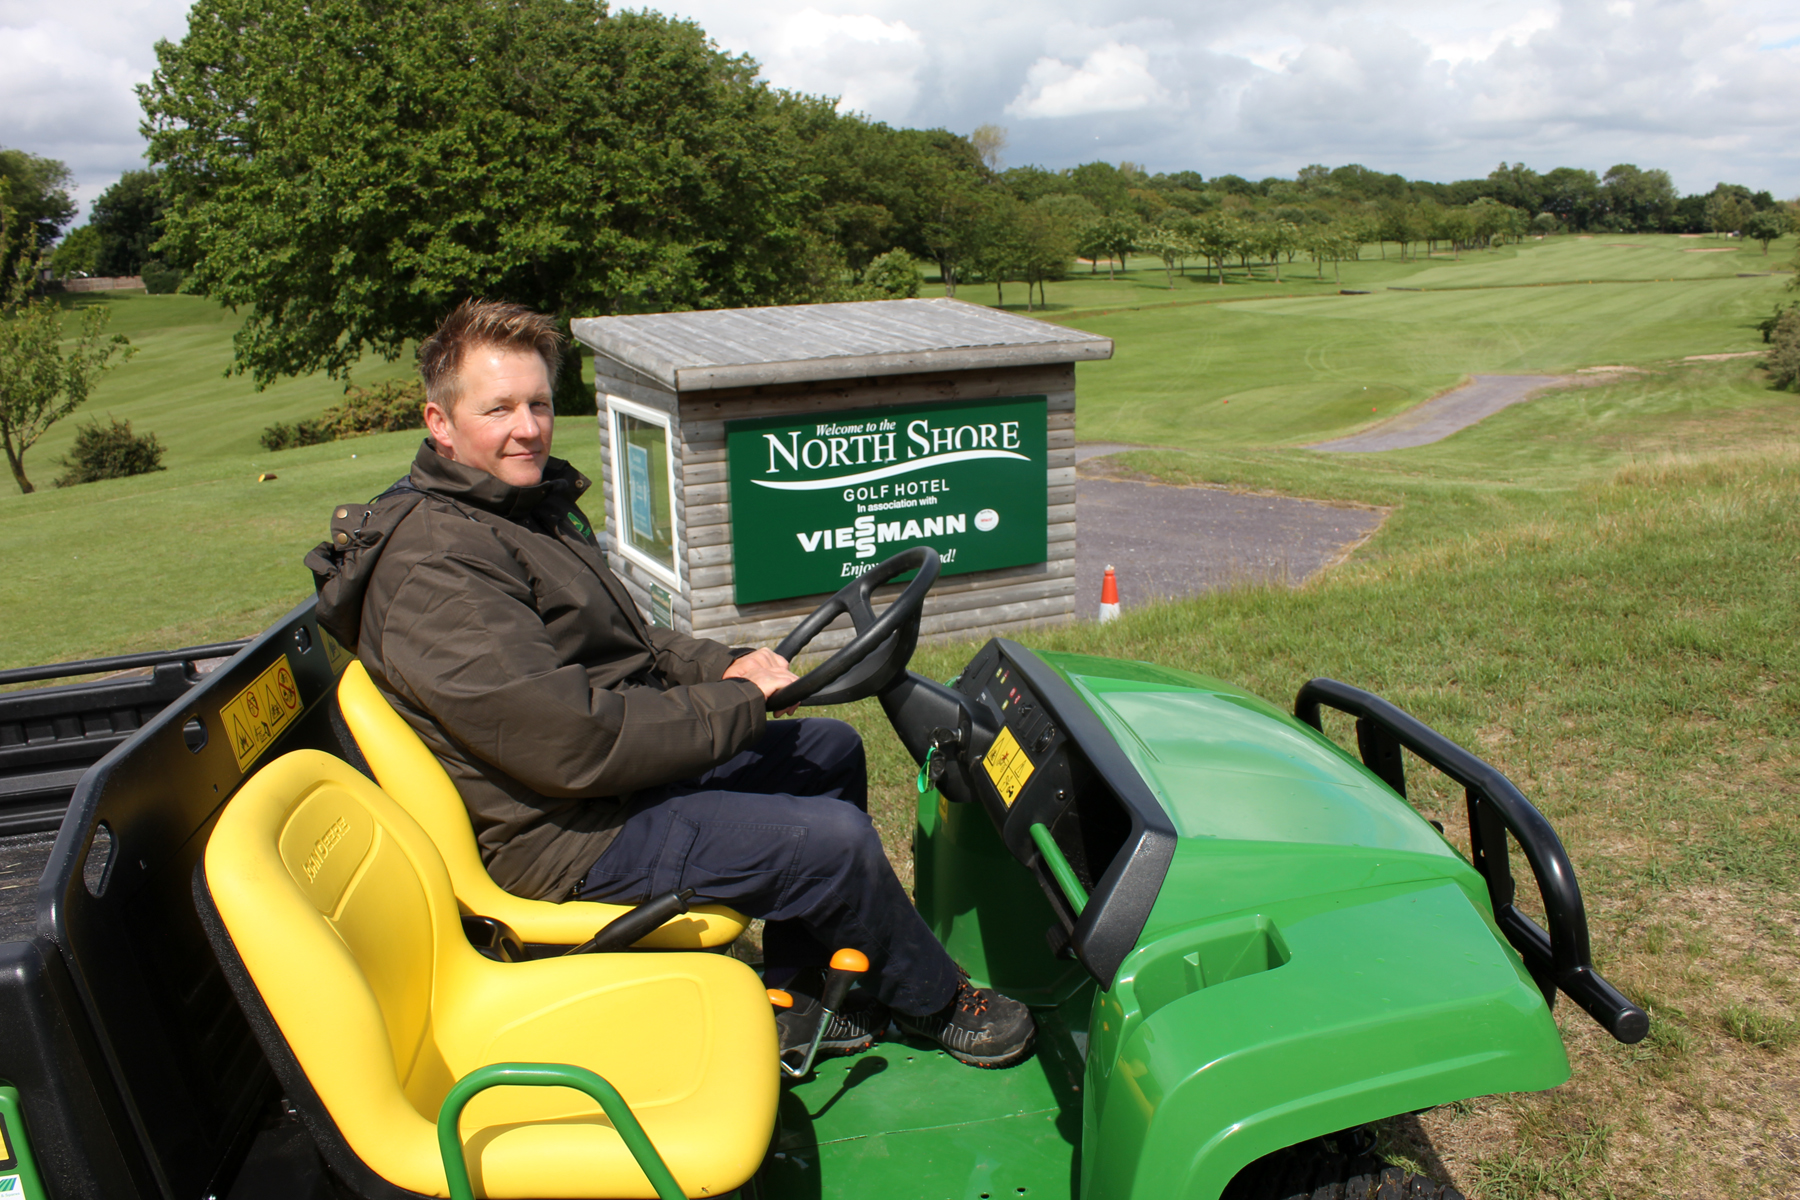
[1705,185,1753,237]
[90,170,170,277]
[141,0,817,406]
[50,226,100,279]
[0,149,77,284]
[1304,222,1359,282]
[1258,220,1301,282]
[1017,199,1076,310]
[970,125,1008,173]
[1377,202,1419,260]
[1600,164,1677,232]
[1744,209,1790,256]
[0,203,134,493]
[1189,214,1240,285]
[1137,225,1192,290]
[793,111,987,275]
[1540,168,1601,231]
[1079,214,1139,280]
[919,173,989,298]
[1066,162,1133,215]
[1486,163,1545,216]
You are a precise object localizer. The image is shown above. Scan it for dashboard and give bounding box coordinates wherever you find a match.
[948,639,1176,987]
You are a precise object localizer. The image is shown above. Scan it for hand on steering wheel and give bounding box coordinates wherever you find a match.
[724,649,802,716]
[762,547,940,711]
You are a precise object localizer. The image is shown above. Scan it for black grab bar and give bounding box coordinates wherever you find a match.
[1296,678,1648,1045]
[0,641,251,688]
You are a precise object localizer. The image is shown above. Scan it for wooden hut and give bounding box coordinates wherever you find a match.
[571,297,1113,652]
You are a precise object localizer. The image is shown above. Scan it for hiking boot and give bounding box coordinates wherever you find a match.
[895,970,1036,1068]
[775,977,890,1061]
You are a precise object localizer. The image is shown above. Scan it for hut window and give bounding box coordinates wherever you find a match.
[607,396,680,589]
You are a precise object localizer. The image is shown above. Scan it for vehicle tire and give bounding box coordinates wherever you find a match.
[1221,1129,1467,1200]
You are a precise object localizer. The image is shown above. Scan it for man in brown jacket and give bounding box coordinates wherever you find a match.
[308,300,1034,1068]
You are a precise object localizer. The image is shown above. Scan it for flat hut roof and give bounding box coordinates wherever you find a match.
[572,297,1114,393]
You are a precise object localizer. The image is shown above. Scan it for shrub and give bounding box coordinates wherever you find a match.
[1766,309,1800,392]
[859,249,922,300]
[258,379,426,451]
[54,416,166,486]
[140,260,183,294]
[258,419,334,452]
[1756,301,1796,343]
[321,379,425,435]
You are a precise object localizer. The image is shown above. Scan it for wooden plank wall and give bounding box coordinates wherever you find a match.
[592,362,1077,653]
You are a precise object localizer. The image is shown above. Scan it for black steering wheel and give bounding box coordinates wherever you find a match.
[764,547,940,710]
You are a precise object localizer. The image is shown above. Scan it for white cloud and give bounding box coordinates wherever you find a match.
[8,0,1800,216]
[1,0,191,219]
[1006,41,1174,118]
[1429,8,1557,64]
[757,9,927,121]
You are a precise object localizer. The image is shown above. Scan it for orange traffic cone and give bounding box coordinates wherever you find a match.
[1099,565,1120,623]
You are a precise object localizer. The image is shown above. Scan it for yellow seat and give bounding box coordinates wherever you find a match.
[200,750,778,1199]
[336,661,748,949]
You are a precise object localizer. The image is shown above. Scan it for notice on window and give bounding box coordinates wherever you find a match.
[725,396,1049,605]
[627,441,653,539]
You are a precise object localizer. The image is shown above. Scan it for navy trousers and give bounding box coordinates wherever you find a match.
[578,718,959,1017]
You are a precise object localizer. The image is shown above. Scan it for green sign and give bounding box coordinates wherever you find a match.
[726,396,1048,605]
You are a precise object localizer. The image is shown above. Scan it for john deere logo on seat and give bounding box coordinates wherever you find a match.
[303,817,351,882]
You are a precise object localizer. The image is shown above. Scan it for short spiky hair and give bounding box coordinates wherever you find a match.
[418,299,564,412]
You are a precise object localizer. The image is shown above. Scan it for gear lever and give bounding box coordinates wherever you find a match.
[779,948,869,1078]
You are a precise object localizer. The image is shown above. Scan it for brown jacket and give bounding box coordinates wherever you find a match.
[307,440,765,901]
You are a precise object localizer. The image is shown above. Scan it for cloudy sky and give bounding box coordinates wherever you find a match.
[4,0,1797,222]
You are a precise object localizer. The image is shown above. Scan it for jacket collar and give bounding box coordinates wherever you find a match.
[409,438,589,518]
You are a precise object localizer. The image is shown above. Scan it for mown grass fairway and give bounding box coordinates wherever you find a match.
[2,234,1797,1197]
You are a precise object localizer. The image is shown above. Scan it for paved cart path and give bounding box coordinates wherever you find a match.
[1308,374,1560,453]
[1072,465,1385,617]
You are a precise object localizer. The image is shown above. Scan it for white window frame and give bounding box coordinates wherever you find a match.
[605,394,683,592]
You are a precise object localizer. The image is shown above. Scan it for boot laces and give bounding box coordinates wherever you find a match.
[954,969,990,1018]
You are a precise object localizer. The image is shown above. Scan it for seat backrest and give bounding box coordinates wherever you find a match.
[336,661,514,914]
[336,660,750,950]
[204,749,468,1129]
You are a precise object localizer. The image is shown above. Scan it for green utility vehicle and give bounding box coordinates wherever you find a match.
[0,548,1644,1200]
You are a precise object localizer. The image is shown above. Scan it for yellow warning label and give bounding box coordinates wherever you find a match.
[319,626,354,676]
[0,1109,13,1166]
[982,726,1034,807]
[221,656,304,773]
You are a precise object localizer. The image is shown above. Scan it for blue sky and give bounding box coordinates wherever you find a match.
[4,0,1797,222]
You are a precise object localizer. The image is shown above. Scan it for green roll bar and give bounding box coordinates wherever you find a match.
[435,1062,685,1200]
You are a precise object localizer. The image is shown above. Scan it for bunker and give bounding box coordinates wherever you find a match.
[571,298,1114,649]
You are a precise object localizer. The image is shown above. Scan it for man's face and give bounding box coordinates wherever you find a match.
[423,346,554,488]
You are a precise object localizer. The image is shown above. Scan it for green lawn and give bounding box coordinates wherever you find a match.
[27,293,418,475]
[2,236,1790,669]
[937,232,1795,317]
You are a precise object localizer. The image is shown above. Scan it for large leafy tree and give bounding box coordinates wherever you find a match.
[140,0,816,399]
[789,108,988,277]
[91,169,169,277]
[1599,164,1677,232]
[0,149,78,284]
